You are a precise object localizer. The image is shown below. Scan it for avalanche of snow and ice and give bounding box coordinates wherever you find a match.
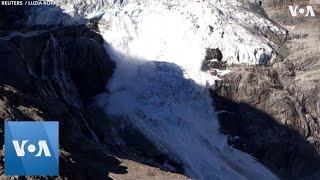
[100,1,282,179]
[98,49,277,179]
[26,0,287,179]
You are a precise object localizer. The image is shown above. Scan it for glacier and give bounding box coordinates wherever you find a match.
[27,0,287,65]
[25,0,287,179]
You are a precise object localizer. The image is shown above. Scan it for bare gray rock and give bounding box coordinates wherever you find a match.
[212,64,320,178]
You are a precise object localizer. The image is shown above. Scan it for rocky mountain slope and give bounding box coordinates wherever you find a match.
[210,0,320,178]
[0,0,319,179]
[0,25,117,179]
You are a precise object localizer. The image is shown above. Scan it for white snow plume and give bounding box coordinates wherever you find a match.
[99,46,277,180]
[25,0,287,179]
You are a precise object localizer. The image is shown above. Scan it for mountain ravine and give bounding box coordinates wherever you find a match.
[0,0,319,179]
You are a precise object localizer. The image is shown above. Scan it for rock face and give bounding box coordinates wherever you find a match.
[0,5,27,29]
[0,26,115,105]
[0,25,116,178]
[204,48,223,62]
[212,66,320,178]
[201,48,226,72]
[210,1,320,179]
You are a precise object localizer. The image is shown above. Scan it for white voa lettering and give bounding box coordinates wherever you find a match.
[35,140,51,157]
[12,140,51,157]
[289,6,316,17]
[12,140,28,157]
[289,6,299,17]
[305,6,315,17]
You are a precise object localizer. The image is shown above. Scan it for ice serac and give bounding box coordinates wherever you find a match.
[101,0,288,65]
[27,0,286,65]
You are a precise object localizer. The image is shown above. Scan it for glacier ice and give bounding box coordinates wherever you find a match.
[27,0,287,65]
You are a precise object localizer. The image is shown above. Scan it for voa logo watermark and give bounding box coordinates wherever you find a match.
[289,5,316,17]
[12,140,51,157]
[5,121,59,176]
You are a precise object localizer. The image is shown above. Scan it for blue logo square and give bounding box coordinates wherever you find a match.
[4,121,59,176]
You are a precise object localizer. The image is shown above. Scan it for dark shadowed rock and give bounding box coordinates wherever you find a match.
[0,25,115,105]
[0,25,118,179]
[212,63,320,178]
[0,4,28,30]
[204,48,223,62]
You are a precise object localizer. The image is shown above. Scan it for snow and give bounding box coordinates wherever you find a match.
[25,0,286,179]
[98,50,277,179]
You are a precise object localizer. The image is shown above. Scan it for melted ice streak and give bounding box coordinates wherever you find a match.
[28,0,284,179]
